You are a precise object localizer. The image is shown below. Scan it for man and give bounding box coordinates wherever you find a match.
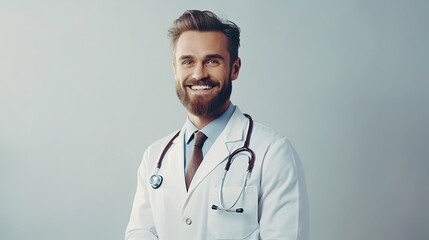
[126,10,309,240]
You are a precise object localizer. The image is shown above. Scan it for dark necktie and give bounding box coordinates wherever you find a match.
[185,131,207,190]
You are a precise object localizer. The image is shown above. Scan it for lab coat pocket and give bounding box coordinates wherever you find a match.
[208,185,258,239]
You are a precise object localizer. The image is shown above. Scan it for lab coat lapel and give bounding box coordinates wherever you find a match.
[186,108,248,193]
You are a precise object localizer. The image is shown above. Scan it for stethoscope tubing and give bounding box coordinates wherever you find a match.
[216,169,251,212]
[149,114,255,213]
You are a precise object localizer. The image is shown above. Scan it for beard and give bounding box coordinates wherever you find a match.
[176,76,232,117]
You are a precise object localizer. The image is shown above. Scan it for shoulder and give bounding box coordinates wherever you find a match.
[251,120,291,146]
[143,130,181,160]
[230,108,293,150]
[253,121,285,139]
[150,130,180,147]
[232,107,289,143]
[250,120,303,180]
[248,119,299,167]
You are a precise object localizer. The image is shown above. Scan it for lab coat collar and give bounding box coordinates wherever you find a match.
[185,107,249,194]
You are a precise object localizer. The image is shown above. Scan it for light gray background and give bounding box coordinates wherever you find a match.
[1,1,428,240]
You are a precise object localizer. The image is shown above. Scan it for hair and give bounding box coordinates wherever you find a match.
[168,10,241,64]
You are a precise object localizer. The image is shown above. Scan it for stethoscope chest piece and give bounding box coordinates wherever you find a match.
[149,174,163,189]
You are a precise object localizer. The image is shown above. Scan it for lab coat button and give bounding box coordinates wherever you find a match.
[185,218,192,225]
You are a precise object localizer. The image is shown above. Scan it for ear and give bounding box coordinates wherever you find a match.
[230,57,241,81]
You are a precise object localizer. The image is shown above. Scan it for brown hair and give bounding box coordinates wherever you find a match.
[168,10,240,64]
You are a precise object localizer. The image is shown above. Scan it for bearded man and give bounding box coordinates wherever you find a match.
[126,10,309,240]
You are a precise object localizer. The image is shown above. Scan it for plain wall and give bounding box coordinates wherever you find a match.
[1,0,428,239]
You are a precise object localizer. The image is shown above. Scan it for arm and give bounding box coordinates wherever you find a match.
[125,150,158,240]
[258,138,309,240]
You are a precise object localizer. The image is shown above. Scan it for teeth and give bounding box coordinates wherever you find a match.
[191,85,212,90]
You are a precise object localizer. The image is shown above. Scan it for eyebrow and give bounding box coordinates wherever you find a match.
[177,54,225,61]
[205,54,225,61]
[177,55,193,61]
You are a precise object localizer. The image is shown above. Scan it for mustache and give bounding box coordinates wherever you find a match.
[183,78,219,86]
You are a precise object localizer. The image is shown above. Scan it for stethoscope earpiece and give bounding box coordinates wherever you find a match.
[211,205,244,213]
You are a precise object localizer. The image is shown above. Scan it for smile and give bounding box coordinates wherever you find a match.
[190,85,213,90]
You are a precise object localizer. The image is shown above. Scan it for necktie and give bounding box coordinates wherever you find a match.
[185,131,207,190]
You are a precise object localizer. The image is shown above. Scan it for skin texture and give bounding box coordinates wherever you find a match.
[173,31,241,129]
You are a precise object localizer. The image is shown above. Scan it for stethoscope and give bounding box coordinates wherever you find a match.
[149,114,255,214]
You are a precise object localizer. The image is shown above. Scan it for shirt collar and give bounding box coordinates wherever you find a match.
[184,103,236,144]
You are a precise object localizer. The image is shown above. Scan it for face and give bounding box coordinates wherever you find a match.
[173,31,241,118]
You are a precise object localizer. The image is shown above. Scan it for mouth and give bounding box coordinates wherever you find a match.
[189,85,214,90]
[185,79,218,92]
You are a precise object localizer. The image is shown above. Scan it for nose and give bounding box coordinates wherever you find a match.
[191,63,208,80]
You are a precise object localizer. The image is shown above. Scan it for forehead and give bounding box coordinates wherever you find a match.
[174,31,229,59]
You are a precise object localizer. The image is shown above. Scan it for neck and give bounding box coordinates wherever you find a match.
[188,101,230,129]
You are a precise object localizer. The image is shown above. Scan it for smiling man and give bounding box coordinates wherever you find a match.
[174,30,240,129]
[126,10,309,240]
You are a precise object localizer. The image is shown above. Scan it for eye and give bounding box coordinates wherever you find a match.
[206,59,220,65]
[181,59,193,65]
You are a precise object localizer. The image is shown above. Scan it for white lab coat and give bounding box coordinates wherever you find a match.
[125,108,309,240]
